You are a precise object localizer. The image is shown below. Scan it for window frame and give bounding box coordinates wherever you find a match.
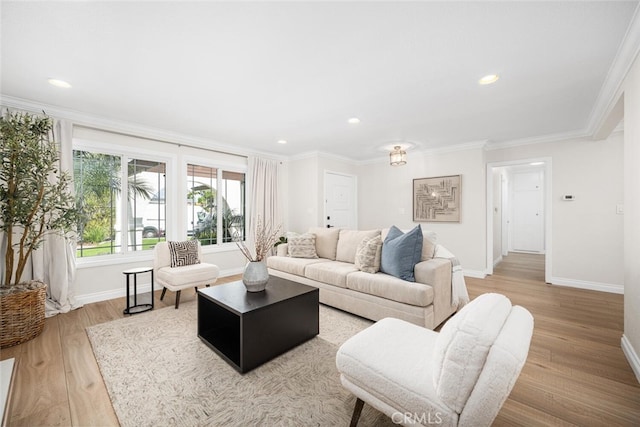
[73,139,177,266]
[182,155,247,253]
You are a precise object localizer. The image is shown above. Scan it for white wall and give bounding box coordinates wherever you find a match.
[286,153,358,233]
[285,134,624,289]
[286,155,319,233]
[485,134,624,290]
[356,148,487,275]
[623,53,640,382]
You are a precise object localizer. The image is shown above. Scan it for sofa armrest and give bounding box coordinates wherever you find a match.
[414,258,454,327]
[276,243,289,257]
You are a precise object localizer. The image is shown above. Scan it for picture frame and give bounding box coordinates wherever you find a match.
[413,175,461,222]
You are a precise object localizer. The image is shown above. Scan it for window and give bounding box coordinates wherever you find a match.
[127,159,167,249]
[221,171,246,243]
[187,164,245,246]
[73,149,167,258]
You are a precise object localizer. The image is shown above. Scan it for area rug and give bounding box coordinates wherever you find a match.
[87,301,396,427]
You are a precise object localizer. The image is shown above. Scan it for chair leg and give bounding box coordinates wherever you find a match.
[350,398,364,427]
[175,290,181,309]
[160,287,167,301]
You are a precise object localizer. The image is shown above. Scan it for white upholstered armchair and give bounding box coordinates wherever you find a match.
[336,293,534,427]
[153,241,220,308]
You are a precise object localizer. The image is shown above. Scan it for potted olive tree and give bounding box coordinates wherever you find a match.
[0,111,79,347]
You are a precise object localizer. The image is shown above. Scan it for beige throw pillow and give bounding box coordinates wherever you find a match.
[308,227,340,260]
[288,233,318,258]
[336,229,381,263]
[355,235,383,274]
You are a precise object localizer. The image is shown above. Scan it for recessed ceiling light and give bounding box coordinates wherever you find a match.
[48,78,72,88]
[347,117,360,124]
[277,140,287,144]
[529,162,544,166]
[478,74,499,85]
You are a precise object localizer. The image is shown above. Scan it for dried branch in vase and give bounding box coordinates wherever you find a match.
[234,216,282,262]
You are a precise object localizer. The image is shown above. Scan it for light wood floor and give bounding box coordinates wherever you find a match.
[475,252,639,426]
[1,254,639,426]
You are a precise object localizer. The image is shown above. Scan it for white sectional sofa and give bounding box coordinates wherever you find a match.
[266,227,461,329]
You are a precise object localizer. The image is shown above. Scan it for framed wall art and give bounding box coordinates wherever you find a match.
[413,175,461,222]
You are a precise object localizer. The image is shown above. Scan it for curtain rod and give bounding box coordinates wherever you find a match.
[75,124,250,160]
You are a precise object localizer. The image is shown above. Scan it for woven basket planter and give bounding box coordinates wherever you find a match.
[0,280,47,348]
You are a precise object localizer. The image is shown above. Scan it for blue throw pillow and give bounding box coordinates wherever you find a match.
[380,225,424,282]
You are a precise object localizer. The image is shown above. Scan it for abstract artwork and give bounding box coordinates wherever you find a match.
[413,175,461,222]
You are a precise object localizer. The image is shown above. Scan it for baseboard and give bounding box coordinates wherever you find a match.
[621,335,640,384]
[493,256,503,268]
[463,269,486,279]
[549,276,624,294]
[76,285,154,306]
[75,267,244,305]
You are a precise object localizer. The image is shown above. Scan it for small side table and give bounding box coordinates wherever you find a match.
[122,267,154,315]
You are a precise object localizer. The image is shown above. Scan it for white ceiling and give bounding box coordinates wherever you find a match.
[2,1,639,161]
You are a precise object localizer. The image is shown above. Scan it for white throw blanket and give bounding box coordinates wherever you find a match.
[434,244,470,307]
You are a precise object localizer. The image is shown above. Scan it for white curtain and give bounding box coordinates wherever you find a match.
[247,157,282,254]
[3,112,82,316]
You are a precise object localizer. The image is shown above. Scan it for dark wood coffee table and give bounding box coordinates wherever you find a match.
[197,275,319,373]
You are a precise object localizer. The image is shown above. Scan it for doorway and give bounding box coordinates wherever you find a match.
[486,159,552,282]
[324,171,357,229]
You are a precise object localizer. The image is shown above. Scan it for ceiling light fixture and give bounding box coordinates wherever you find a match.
[277,140,287,144]
[390,146,407,166]
[347,117,360,124]
[48,78,72,88]
[478,74,499,85]
[529,161,544,166]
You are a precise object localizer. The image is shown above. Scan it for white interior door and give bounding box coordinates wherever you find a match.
[324,172,356,229]
[511,170,544,252]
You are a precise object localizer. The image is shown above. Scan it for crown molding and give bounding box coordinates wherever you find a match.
[287,150,358,164]
[356,139,489,165]
[422,139,488,155]
[484,128,590,151]
[586,2,640,137]
[0,95,288,162]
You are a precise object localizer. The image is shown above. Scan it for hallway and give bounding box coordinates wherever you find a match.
[494,252,545,282]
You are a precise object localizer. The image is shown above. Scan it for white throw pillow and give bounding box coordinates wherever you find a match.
[354,235,383,273]
[288,233,318,259]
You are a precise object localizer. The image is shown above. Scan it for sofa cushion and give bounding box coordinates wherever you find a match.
[346,271,434,307]
[309,227,340,260]
[288,233,318,258]
[382,227,437,261]
[354,235,383,274]
[266,256,328,277]
[336,229,381,263]
[304,261,358,288]
[380,225,423,282]
[432,293,512,413]
[168,240,200,267]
